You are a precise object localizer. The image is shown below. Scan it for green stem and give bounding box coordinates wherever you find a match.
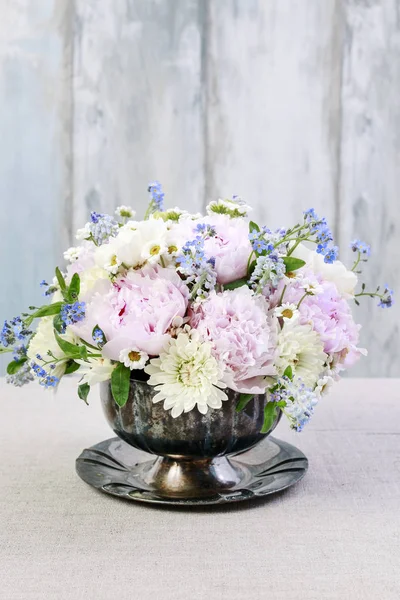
[354,292,382,299]
[296,292,310,309]
[278,284,287,306]
[351,250,361,272]
[160,255,166,268]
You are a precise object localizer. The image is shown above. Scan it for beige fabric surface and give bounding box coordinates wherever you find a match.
[0,378,399,600]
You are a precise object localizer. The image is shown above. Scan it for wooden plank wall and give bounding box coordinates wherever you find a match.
[0,0,398,376]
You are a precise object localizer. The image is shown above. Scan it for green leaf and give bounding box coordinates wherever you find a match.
[25,302,63,326]
[53,314,64,334]
[282,257,306,273]
[64,360,81,375]
[248,259,257,277]
[223,278,249,291]
[67,273,81,302]
[78,383,90,404]
[283,365,293,380]
[249,221,260,233]
[111,363,131,407]
[6,357,28,375]
[235,393,254,413]
[261,401,282,434]
[54,331,87,359]
[55,267,67,295]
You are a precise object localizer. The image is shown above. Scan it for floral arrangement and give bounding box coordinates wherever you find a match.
[1,184,393,432]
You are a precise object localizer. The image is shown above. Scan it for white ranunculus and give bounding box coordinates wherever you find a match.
[292,244,358,299]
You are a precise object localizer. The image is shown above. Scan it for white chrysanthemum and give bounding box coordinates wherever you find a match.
[275,320,327,387]
[115,205,135,219]
[144,332,227,418]
[119,347,148,370]
[274,303,299,322]
[75,358,115,386]
[27,316,77,379]
[64,246,82,262]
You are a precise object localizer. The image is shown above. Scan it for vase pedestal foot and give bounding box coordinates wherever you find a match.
[141,455,246,499]
[76,436,308,506]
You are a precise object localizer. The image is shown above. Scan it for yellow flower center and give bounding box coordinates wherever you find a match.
[286,271,296,279]
[282,308,293,319]
[128,351,141,362]
[168,245,178,254]
[149,244,161,256]
[111,255,118,266]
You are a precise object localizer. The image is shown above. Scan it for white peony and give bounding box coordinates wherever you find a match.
[275,319,327,388]
[145,332,227,418]
[292,243,357,299]
[27,316,78,379]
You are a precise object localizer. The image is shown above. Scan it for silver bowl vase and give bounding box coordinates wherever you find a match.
[76,378,308,505]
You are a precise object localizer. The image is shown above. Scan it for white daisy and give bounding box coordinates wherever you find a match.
[144,332,227,418]
[76,358,115,386]
[275,319,327,388]
[274,303,299,322]
[119,347,149,370]
[140,239,167,264]
[104,253,122,275]
[299,277,324,296]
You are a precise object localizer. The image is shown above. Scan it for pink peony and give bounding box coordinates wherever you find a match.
[190,287,278,393]
[200,214,252,285]
[272,271,364,368]
[72,265,189,358]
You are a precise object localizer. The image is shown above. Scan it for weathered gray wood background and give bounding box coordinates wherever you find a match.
[0,0,399,376]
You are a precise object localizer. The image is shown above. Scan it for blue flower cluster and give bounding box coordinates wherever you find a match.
[303,208,339,264]
[1,317,32,348]
[379,285,394,309]
[60,302,86,329]
[176,232,216,301]
[249,252,286,291]
[89,212,119,246]
[92,326,106,347]
[148,181,165,212]
[248,226,286,254]
[31,361,59,388]
[271,376,318,432]
[6,362,34,387]
[40,280,57,297]
[350,239,371,257]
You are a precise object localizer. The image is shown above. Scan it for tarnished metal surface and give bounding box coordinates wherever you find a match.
[75,379,304,505]
[76,436,308,505]
[100,379,280,459]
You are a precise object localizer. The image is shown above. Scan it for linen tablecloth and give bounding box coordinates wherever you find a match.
[1,378,399,600]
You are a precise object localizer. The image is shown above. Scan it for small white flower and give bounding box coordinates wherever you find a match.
[144,332,227,418]
[274,303,299,322]
[206,198,252,218]
[119,347,149,370]
[300,278,324,296]
[76,358,115,386]
[315,375,334,397]
[115,205,136,219]
[63,246,82,262]
[76,223,91,241]
[104,253,122,275]
[141,239,167,264]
